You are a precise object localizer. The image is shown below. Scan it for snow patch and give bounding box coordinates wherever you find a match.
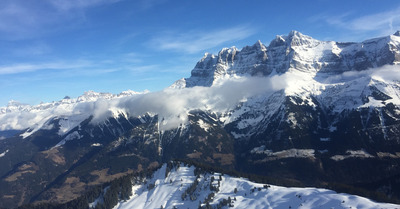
[237,115,264,130]
[318,149,329,154]
[0,149,9,158]
[360,96,385,108]
[377,152,400,158]
[320,137,330,142]
[287,112,297,127]
[230,131,247,139]
[197,119,211,132]
[89,186,110,208]
[58,114,89,136]
[53,131,82,148]
[251,146,315,160]
[250,145,267,154]
[331,150,374,161]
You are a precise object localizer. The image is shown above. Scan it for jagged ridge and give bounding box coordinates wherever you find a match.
[173,30,400,88]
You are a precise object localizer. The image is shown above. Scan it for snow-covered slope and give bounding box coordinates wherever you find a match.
[223,65,400,140]
[109,163,400,209]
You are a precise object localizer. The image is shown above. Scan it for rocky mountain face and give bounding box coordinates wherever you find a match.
[1,31,400,208]
[172,30,400,88]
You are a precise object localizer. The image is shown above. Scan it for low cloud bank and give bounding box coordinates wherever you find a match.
[1,64,400,133]
[321,64,400,83]
[89,76,286,129]
[0,76,286,132]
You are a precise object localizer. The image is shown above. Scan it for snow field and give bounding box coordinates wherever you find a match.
[112,164,400,209]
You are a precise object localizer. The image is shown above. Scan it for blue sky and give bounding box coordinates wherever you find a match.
[1,0,400,106]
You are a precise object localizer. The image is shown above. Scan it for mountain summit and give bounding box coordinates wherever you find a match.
[173,31,400,88]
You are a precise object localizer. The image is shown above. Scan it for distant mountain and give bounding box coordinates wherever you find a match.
[1,31,400,208]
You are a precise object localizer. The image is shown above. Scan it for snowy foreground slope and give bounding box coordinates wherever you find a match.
[106,163,400,209]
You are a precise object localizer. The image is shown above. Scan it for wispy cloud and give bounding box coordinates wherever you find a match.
[0,61,93,75]
[87,76,284,130]
[12,42,52,57]
[128,65,160,74]
[348,8,400,35]
[316,7,400,38]
[150,26,256,53]
[0,0,121,40]
[0,2,45,39]
[0,55,161,77]
[138,0,168,10]
[47,0,121,11]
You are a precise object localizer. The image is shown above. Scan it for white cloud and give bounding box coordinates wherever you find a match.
[0,56,159,76]
[0,0,121,40]
[12,42,52,56]
[0,61,93,75]
[320,7,400,37]
[128,65,160,74]
[89,76,284,129]
[0,76,284,132]
[370,65,400,81]
[138,0,168,10]
[47,0,121,11]
[347,9,400,34]
[0,2,45,39]
[319,64,400,84]
[2,65,400,133]
[150,26,256,53]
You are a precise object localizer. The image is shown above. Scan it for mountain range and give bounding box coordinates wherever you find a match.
[1,31,400,208]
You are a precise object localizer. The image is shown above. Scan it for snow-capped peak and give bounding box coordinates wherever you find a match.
[0,89,149,138]
[7,100,26,107]
[175,31,400,89]
[269,30,317,48]
[76,90,114,102]
[118,89,147,97]
[1,100,31,114]
[241,40,267,54]
[286,30,317,46]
